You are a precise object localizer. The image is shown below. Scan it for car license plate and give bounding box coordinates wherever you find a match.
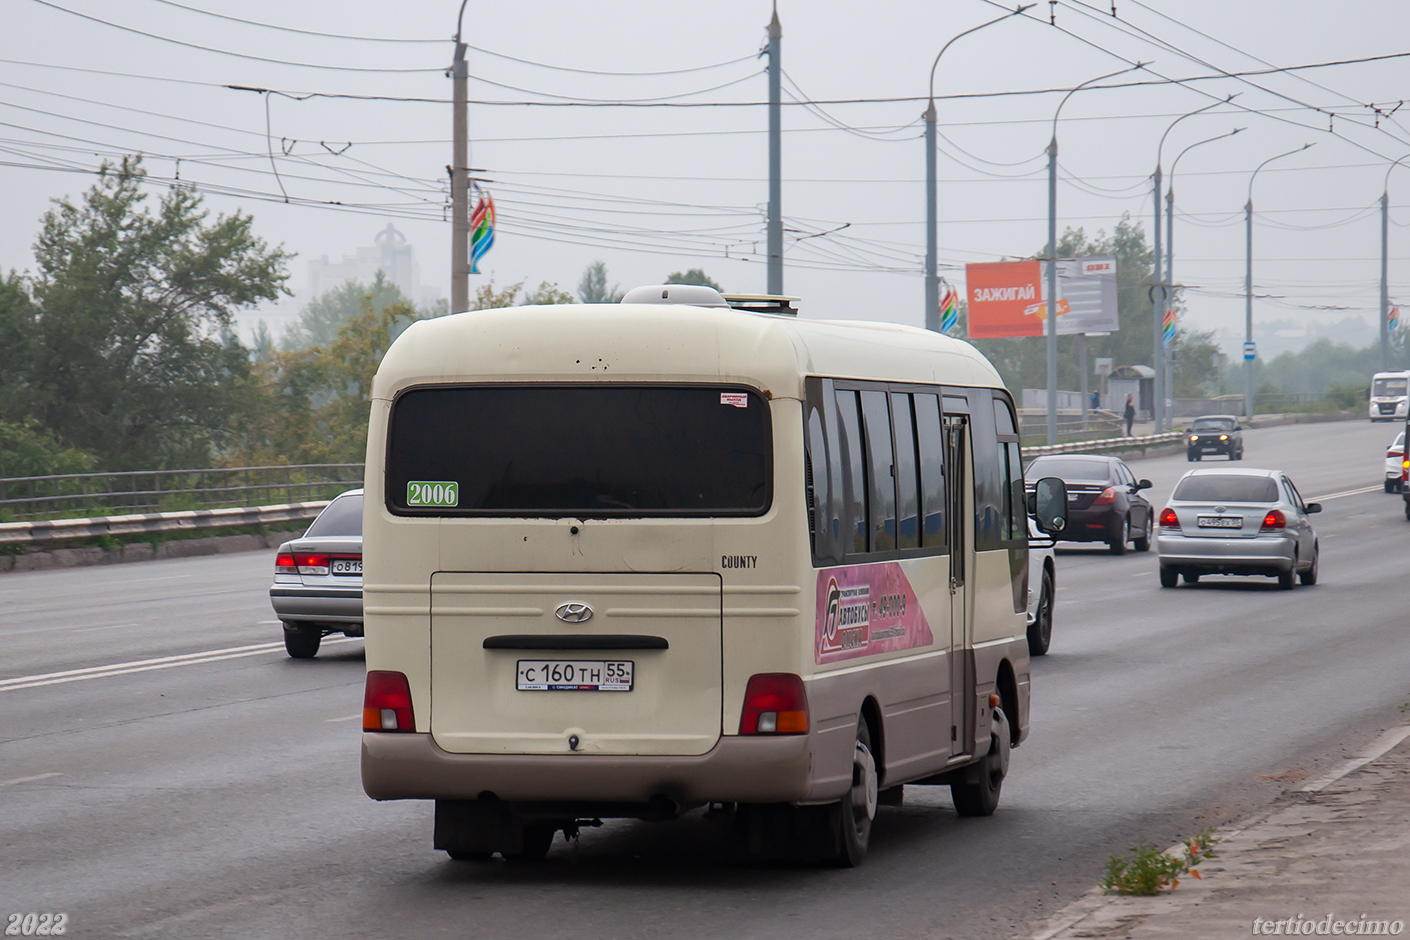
[330,558,362,575]
[1197,515,1242,528]
[516,660,634,692]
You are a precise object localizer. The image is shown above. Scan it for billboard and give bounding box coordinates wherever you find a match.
[964,257,1118,338]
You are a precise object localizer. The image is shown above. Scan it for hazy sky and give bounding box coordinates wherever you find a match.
[2,0,1408,361]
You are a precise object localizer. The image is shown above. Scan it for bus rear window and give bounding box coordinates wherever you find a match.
[386,385,772,517]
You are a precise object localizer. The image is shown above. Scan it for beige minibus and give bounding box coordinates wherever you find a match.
[360,285,1065,866]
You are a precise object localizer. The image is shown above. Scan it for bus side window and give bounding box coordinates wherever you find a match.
[834,390,868,556]
[993,396,1024,542]
[860,390,897,553]
[967,389,1003,550]
[806,407,832,559]
[914,393,946,549]
[891,393,920,551]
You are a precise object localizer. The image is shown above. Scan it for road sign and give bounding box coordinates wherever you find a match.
[1243,341,1257,361]
[1095,357,1113,376]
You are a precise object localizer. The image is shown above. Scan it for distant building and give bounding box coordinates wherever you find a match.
[306,223,442,309]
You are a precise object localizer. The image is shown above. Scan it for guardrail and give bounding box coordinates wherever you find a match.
[0,464,362,521]
[1024,430,1185,457]
[0,501,329,547]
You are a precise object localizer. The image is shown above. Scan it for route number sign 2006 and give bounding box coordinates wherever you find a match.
[516,660,633,692]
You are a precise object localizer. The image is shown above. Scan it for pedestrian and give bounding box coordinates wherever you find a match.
[1090,389,1100,412]
[1123,394,1136,437]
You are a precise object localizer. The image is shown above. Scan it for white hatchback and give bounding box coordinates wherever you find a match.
[1385,431,1405,493]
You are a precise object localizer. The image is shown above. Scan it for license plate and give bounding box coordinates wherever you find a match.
[331,558,362,575]
[516,660,634,692]
[1197,515,1242,528]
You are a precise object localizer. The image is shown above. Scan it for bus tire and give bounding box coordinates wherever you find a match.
[506,823,556,862]
[952,707,1010,818]
[819,720,876,867]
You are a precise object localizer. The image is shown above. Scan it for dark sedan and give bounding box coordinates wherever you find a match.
[1186,414,1244,461]
[1025,454,1154,555]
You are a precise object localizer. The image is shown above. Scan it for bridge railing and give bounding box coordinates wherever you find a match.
[0,464,363,522]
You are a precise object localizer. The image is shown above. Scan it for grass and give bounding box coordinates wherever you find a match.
[1101,829,1219,896]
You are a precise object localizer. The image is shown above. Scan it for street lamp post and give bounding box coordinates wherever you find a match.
[1380,154,1410,373]
[924,5,1032,332]
[1045,64,1145,445]
[449,0,471,314]
[1165,127,1243,415]
[1152,96,1234,432]
[1245,144,1315,420]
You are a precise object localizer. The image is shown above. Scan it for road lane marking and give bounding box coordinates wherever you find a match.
[0,772,63,786]
[326,713,362,722]
[1301,724,1410,792]
[1308,484,1382,501]
[0,637,361,692]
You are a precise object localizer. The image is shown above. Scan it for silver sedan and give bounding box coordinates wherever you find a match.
[1156,468,1321,590]
[269,489,363,658]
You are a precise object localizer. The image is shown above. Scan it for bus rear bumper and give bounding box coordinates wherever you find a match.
[362,732,812,805]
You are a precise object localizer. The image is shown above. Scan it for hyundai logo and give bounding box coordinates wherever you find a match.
[555,602,593,624]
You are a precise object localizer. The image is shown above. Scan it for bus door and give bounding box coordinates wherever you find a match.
[943,398,976,757]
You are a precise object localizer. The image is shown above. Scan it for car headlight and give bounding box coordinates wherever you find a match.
[1189,435,1198,443]
[1219,434,1228,441]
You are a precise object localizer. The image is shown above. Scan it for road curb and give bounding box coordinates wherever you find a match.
[1025,721,1410,939]
[0,529,296,576]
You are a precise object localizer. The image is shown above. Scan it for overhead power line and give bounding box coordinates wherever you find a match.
[26,0,442,72]
[140,0,444,43]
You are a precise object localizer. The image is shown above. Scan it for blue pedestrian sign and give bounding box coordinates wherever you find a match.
[1243,341,1256,361]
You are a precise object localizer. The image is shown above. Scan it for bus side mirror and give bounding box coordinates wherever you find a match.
[1033,477,1067,534]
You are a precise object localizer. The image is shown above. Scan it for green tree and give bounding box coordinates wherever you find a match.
[286,270,408,349]
[577,261,622,304]
[237,296,418,465]
[471,279,524,310]
[0,273,38,425]
[666,268,722,291]
[523,280,575,305]
[0,419,96,478]
[16,158,289,470]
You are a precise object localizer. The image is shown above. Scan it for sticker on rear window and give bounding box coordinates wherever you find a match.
[407,481,459,507]
[720,392,749,408]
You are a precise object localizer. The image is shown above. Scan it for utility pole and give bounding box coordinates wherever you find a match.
[1381,190,1390,373]
[1152,96,1235,430]
[450,5,470,314]
[1165,184,1175,419]
[1244,194,1254,422]
[1046,135,1058,445]
[1168,128,1242,420]
[1245,144,1313,422]
[1046,64,1142,445]
[923,6,1031,332]
[1381,155,1410,372]
[925,101,938,331]
[1151,163,1164,432]
[766,6,783,295]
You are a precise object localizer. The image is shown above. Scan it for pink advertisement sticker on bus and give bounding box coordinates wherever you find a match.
[815,563,933,664]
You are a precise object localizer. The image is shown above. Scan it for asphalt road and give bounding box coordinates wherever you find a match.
[2,418,1407,940]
